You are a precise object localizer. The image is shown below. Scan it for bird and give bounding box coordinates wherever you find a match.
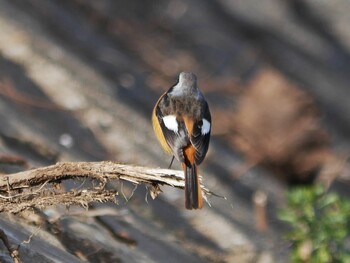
[152,72,211,209]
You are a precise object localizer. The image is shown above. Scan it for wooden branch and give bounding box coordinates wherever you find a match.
[0,228,20,263]
[0,161,214,213]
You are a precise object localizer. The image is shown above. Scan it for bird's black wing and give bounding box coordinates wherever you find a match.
[190,101,211,165]
[155,94,189,163]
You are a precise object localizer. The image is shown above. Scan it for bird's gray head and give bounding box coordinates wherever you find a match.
[169,72,201,97]
[178,72,197,88]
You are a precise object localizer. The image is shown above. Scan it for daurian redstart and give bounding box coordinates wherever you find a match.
[152,72,211,209]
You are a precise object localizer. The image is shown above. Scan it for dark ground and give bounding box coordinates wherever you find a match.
[0,0,349,262]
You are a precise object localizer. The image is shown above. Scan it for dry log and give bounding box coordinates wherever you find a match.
[0,161,215,213]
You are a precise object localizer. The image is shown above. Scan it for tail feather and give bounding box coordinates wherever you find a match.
[183,163,203,210]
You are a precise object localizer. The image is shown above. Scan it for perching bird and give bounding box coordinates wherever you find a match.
[152,72,211,209]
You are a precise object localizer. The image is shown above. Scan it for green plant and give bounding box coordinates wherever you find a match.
[278,185,350,263]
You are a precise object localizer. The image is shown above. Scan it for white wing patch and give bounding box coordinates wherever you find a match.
[163,115,178,134]
[201,118,211,135]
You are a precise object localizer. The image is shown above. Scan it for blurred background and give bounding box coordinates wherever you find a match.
[0,0,350,262]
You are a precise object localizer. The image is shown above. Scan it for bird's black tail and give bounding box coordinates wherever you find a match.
[183,163,203,209]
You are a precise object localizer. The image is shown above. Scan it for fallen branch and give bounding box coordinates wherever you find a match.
[0,228,20,263]
[0,161,215,213]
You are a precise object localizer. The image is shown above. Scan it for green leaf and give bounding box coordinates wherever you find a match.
[278,184,350,263]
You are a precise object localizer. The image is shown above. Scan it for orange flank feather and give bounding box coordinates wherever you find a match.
[182,116,194,137]
[183,144,196,166]
[152,97,172,154]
